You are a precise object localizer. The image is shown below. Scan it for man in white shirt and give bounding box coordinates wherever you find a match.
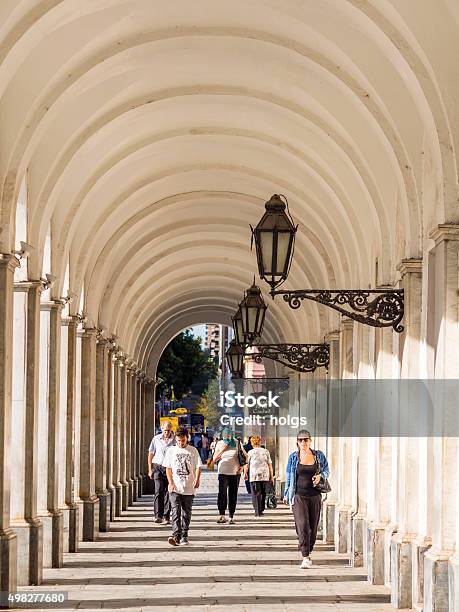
[147,421,175,524]
[163,426,202,546]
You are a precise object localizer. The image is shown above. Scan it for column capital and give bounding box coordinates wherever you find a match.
[326,330,340,342]
[396,258,422,276]
[340,318,354,331]
[13,279,47,293]
[0,253,20,272]
[82,326,98,338]
[429,223,459,244]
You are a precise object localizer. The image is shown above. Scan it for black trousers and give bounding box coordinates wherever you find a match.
[250,481,267,516]
[170,492,194,540]
[217,473,240,517]
[153,464,170,519]
[292,494,322,557]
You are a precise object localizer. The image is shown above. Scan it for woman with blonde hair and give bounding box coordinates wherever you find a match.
[244,436,274,517]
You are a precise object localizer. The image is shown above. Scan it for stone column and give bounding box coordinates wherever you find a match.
[134,373,142,498]
[64,316,81,553]
[14,280,45,584]
[144,379,155,495]
[350,324,372,568]
[106,346,115,522]
[119,358,129,511]
[45,301,65,568]
[424,226,459,611]
[322,331,339,545]
[95,336,110,531]
[125,367,134,505]
[79,328,99,541]
[139,375,147,494]
[0,255,19,595]
[130,369,138,502]
[334,319,354,554]
[389,259,422,609]
[111,355,122,516]
[367,325,397,586]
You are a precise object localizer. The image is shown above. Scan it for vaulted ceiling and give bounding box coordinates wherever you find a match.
[1,0,458,371]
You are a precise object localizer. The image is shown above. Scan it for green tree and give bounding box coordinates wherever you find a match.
[195,379,221,429]
[157,330,219,399]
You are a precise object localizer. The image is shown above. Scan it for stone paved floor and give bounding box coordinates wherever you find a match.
[17,471,397,611]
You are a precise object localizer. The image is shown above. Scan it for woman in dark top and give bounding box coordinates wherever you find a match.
[283,430,329,569]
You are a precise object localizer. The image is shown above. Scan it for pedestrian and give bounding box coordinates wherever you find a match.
[213,427,246,524]
[163,426,202,546]
[200,432,209,463]
[283,430,329,569]
[243,436,253,494]
[147,420,175,525]
[244,436,274,516]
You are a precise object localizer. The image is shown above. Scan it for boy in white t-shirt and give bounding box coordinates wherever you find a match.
[163,426,202,546]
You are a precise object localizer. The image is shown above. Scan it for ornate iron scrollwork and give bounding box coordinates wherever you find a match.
[250,343,330,373]
[273,289,404,333]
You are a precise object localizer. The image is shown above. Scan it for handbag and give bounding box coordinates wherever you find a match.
[237,440,247,466]
[207,457,215,471]
[313,452,331,494]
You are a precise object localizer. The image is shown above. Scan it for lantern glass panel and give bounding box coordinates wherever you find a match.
[259,232,273,274]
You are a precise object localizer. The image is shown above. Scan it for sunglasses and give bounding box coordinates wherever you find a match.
[297,437,310,442]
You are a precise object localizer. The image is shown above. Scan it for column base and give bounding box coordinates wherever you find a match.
[384,523,397,586]
[59,506,70,554]
[51,511,63,568]
[114,484,122,517]
[97,491,111,532]
[367,522,387,585]
[127,479,134,506]
[390,532,414,609]
[335,507,351,554]
[132,477,139,502]
[411,535,431,611]
[68,502,81,553]
[37,513,53,570]
[108,486,115,522]
[82,496,100,542]
[423,549,450,612]
[323,501,336,545]
[0,528,17,600]
[448,553,459,612]
[11,518,42,586]
[121,481,129,511]
[350,513,366,567]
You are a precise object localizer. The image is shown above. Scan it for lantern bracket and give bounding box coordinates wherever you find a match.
[247,343,330,373]
[273,288,404,333]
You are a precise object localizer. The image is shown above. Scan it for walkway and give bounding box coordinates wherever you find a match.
[19,472,394,611]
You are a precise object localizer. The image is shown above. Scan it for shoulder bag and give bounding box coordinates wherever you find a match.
[313,452,331,493]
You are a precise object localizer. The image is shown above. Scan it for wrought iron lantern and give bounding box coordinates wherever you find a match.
[231,308,247,347]
[226,340,245,376]
[238,282,267,344]
[250,194,297,293]
[251,194,405,332]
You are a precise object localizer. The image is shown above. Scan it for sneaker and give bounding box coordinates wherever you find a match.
[228,517,235,524]
[154,517,162,524]
[180,537,190,546]
[300,557,312,569]
[217,516,227,524]
[168,536,180,546]
[162,518,170,525]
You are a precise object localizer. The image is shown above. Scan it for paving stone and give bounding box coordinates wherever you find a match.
[14,471,394,611]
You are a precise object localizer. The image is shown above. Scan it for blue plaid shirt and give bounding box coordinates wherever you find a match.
[283,449,329,506]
